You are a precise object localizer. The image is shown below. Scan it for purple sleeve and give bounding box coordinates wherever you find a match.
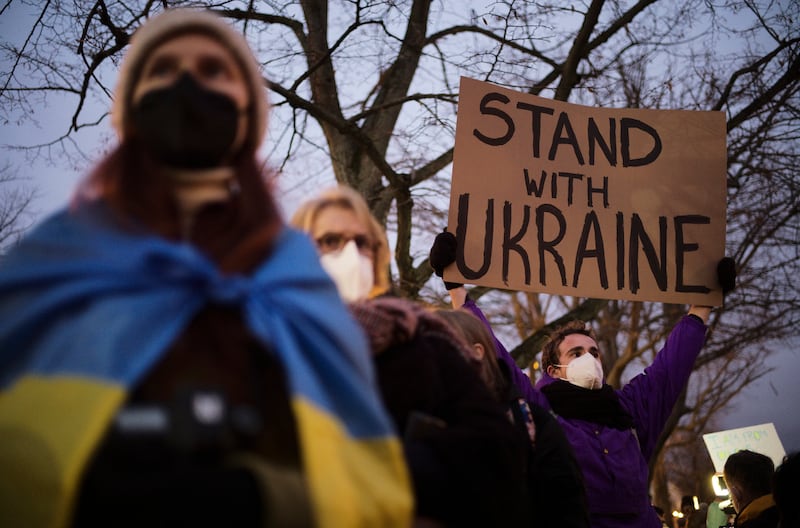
[618,314,707,459]
[462,298,549,408]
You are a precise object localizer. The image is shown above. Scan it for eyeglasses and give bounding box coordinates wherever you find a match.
[315,232,375,255]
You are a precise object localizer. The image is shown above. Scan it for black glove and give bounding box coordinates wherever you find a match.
[717,257,736,295]
[429,229,463,290]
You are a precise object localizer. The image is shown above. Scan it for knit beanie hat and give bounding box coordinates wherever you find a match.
[111,8,268,152]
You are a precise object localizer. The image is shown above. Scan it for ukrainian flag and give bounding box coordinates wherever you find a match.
[0,203,412,528]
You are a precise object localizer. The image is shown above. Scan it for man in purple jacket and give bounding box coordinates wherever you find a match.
[430,230,736,528]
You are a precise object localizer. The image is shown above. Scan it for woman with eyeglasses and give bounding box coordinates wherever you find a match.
[291,185,391,303]
[291,185,530,528]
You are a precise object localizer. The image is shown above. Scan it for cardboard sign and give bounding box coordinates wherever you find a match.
[446,77,727,305]
[703,423,786,473]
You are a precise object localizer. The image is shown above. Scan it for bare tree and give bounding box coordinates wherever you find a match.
[2,0,798,506]
[0,163,36,254]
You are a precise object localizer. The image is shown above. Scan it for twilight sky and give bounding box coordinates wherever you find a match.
[1,0,797,466]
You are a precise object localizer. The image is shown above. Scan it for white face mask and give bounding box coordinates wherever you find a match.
[319,240,374,303]
[554,352,604,390]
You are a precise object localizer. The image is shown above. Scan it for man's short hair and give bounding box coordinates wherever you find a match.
[540,320,597,371]
[723,449,774,496]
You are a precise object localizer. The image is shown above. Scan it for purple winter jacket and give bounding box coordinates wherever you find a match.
[463,299,708,528]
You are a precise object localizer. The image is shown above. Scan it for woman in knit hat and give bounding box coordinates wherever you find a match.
[0,9,411,528]
[91,7,272,242]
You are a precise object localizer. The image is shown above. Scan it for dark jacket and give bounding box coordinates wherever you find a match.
[526,400,590,527]
[351,297,529,528]
[735,495,779,528]
[489,324,589,528]
[74,305,309,528]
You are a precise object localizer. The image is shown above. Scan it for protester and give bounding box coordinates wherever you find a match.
[707,497,732,528]
[291,185,529,527]
[0,9,411,528]
[435,309,510,400]
[436,308,590,528]
[429,229,736,528]
[772,451,800,528]
[723,450,779,528]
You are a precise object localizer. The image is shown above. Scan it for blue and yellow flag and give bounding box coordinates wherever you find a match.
[0,203,411,528]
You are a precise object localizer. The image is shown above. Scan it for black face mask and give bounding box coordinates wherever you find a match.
[132,73,241,169]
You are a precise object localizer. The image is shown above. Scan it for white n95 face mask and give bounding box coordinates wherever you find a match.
[320,240,375,303]
[555,352,604,390]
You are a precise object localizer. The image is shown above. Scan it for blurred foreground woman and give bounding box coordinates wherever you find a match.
[0,9,410,528]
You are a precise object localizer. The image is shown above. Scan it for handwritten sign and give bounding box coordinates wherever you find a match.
[702,423,786,473]
[446,77,727,304]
